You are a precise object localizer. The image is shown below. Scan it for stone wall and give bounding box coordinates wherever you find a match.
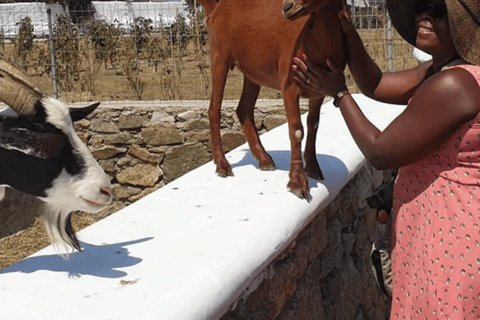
[76,100,308,209]
[220,164,392,320]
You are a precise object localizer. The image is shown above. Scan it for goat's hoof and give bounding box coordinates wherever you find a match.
[306,166,324,181]
[259,162,276,171]
[287,181,312,203]
[216,168,234,177]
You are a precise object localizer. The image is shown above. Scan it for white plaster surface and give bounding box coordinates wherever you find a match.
[0,95,405,320]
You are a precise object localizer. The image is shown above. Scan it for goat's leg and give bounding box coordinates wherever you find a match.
[208,55,232,177]
[304,96,325,180]
[237,77,275,170]
[283,91,311,201]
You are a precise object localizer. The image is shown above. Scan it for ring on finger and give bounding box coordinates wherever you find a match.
[306,78,311,85]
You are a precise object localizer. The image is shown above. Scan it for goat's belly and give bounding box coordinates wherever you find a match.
[235,63,282,91]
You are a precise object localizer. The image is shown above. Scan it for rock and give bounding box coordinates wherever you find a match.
[99,159,116,172]
[184,119,210,131]
[221,131,245,153]
[264,115,286,131]
[150,111,175,123]
[74,118,90,129]
[112,184,142,199]
[104,132,134,144]
[177,110,198,121]
[116,156,132,167]
[90,120,120,133]
[116,164,163,187]
[317,219,343,279]
[162,143,211,182]
[128,185,162,202]
[119,114,145,129]
[77,132,90,144]
[186,130,211,143]
[128,145,161,163]
[91,146,127,160]
[141,124,183,146]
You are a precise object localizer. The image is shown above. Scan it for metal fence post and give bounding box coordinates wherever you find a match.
[386,13,393,72]
[47,8,59,99]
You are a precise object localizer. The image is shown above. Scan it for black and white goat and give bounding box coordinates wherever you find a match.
[0,61,112,254]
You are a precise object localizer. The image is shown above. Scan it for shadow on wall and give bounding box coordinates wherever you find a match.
[0,237,153,278]
[230,149,349,189]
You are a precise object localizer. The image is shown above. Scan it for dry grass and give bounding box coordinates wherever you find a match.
[2,29,416,102]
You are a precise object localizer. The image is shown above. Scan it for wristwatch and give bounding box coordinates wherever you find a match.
[333,89,350,108]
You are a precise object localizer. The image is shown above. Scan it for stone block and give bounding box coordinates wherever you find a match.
[150,110,175,123]
[141,124,183,146]
[184,119,210,131]
[91,146,127,160]
[162,143,211,183]
[128,145,161,163]
[264,115,286,131]
[119,114,145,129]
[177,110,198,121]
[103,132,134,145]
[90,120,119,133]
[112,184,142,199]
[116,164,163,187]
[221,131,245,153]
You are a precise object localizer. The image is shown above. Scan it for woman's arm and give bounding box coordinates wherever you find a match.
[331,66,480,169]
[336,8,433,104]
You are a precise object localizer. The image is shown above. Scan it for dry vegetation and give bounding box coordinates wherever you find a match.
[0,14,417,103]
[0,15,418,270]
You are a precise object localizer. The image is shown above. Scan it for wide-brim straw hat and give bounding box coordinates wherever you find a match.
[386,0,480,65]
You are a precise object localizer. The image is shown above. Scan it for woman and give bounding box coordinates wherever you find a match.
[292,0,480,318]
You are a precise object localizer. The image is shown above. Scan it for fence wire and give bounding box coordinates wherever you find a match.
[0,1,418,103]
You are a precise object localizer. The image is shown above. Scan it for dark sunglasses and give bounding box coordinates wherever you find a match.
[413,0,448,19]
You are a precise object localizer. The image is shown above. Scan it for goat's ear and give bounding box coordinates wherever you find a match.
[0,127,68,159]
[69,102,100,122]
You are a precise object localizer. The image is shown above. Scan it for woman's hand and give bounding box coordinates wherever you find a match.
[292,55,347,98]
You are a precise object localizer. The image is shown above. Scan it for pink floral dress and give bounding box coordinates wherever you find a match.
[391,64,480,319]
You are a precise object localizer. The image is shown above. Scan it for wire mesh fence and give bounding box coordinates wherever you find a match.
[0,1,418,103]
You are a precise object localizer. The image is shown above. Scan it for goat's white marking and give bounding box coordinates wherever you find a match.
[295,129,303,141]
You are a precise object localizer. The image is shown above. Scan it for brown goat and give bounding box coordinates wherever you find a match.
[199,0,346,201]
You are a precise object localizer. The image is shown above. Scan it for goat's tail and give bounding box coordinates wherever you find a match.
[197,0,217,17]
[43,205,81,259]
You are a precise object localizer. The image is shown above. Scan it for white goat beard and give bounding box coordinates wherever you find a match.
[42,204,77,259]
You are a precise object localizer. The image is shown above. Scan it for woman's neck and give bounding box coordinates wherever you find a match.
[432,54,463,73]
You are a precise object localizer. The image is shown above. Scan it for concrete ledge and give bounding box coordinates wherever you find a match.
[0,94,405,320]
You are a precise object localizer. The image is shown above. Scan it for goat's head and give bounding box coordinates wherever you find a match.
[282,0,336,20]
[0,61,112,254]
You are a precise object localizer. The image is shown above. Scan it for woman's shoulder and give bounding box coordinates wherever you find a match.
[440,65,480,122]
[411,65,480,124]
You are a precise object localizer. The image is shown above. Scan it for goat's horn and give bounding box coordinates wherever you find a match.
[0,61,42,115]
